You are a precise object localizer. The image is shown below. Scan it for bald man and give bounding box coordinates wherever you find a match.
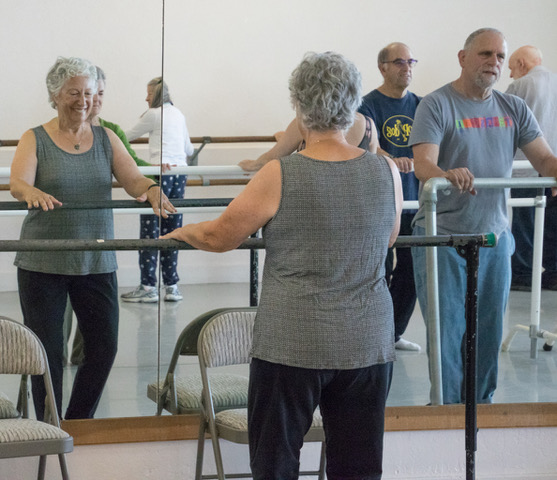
[358,42,421,352]
[506,45,557,291]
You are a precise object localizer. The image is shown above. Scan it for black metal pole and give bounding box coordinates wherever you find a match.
[249,232,259,307]
[457,241,481,480]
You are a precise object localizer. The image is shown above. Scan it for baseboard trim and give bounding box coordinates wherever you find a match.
[62,402,557,446]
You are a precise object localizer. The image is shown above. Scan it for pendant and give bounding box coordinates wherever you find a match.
[74,144,80,151]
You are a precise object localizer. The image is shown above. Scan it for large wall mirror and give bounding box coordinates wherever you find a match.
[1,0,557,433]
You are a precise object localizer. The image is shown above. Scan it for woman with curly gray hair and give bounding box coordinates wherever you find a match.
[163,51,402,479]
[10,56,176,421]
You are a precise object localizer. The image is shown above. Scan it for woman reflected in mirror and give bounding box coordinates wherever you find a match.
[122,77,194,303]
[9,56,176,421]
[63,66,156,367]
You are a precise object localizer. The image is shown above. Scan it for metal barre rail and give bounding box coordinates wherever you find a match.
[0,199,235,211]
[0,165,252,177]
[0,136,278,147]
[0,233,495,252]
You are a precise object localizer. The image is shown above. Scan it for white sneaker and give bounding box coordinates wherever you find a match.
[164,284,183,302]
[395,338,421,352]
[121,285,159,303]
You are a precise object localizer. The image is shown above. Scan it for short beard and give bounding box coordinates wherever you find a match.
[474,72,498,90]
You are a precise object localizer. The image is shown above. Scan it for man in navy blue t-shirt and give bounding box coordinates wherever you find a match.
[359,42,421,352]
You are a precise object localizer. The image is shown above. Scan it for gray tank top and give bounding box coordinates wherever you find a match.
[14,125,117,275]
[252,152,396,369]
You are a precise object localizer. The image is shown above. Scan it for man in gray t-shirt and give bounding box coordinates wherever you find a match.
[408,28,557,405]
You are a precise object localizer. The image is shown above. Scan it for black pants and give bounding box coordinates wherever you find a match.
[511,187,557,286]
[385,213,417,341]
[18,269,119,420]
[248,358,393,480]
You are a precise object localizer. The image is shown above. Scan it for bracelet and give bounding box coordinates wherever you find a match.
[147,183,160,191]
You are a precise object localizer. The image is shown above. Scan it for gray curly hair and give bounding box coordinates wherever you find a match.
[46,57,97,109]
[289,51,362,132]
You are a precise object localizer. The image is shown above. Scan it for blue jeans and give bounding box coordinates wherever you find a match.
[412,226,514,404]
[18,269,119,420]
[248,358,392,480]
[139,174,186,286]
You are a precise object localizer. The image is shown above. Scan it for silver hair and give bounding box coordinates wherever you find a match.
[46,57,97,109]
[463,28,505,50]
[289,51,362,132]
[95,66,106,82]
[147,77,172,108]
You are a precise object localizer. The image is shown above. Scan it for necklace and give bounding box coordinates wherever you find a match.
[58,125,87,151]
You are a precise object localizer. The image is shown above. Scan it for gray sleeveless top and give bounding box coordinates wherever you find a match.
[14,125,117,275]
[252,152,396,369]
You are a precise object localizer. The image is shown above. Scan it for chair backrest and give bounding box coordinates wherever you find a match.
[0,316,46,376]
[178,308,241,357]
[0,316,60,426]
[198,309,257,369]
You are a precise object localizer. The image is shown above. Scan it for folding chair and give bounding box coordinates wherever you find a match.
[146,308,254,479]
[0,316,73,480]
[197,309,326,480]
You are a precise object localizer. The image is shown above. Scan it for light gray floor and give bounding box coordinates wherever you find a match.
[1,283,557,418]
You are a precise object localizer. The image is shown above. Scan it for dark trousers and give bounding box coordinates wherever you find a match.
[18,269,119,420]
[511,187,557,286]
[139,174,186,286]
[248,358,393,480]
[385,213,417,341]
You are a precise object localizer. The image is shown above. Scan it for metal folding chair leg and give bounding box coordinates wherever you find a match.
[318,443,326,480]
[38,455,47,480]
[59,454,70,480]
[195,417,207,480]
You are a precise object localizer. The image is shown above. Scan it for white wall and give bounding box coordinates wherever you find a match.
[1,1,557,140]
[2,427,557,479]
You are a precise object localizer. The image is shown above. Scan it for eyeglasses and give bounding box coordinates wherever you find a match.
[383,58,418,67]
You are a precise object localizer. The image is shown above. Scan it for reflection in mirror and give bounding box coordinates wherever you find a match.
[0,0,164,420]
[1,0,557,430]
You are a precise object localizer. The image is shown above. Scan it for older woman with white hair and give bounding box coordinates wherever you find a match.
[10,56,176,420]
[163,51,402,480]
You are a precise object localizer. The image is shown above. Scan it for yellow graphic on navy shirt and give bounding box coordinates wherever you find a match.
[382,115,413,147]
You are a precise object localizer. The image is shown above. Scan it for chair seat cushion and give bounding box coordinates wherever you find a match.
[0,418,70,442]
[0,394,19,419]
[147,373,249,414]
[0,419,73,459]
[215,408,325,444]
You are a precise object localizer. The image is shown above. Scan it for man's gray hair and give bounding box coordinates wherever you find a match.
[289,51,362,132]
[46,57,97,109]
[147,77,172,108]
[463,28,505,50]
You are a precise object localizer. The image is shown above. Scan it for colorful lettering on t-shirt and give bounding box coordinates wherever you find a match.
[382,115,414,147]
[455,116,513,130]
